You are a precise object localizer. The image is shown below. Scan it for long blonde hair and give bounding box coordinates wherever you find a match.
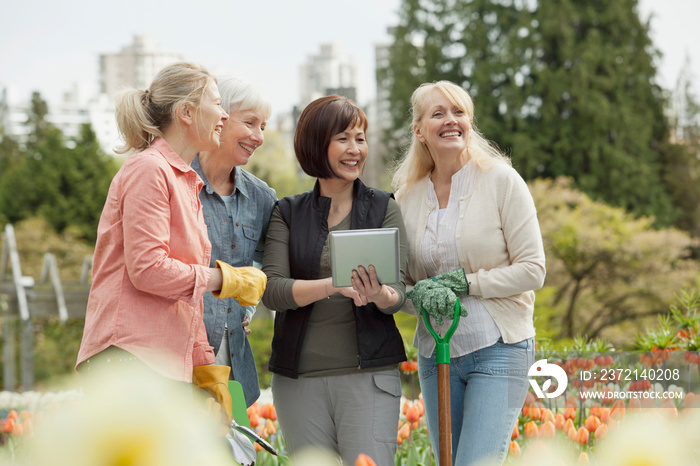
[114,62,215,154]
[391,81,510,196]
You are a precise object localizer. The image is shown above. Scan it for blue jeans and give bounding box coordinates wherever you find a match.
[418,338,534,466]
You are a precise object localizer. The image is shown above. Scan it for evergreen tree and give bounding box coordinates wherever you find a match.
[0,92,117,242]
[531,0,675,224]
[381,0,681,226]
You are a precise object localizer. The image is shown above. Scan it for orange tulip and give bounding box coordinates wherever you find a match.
[7,410,18,422]
[598,406,611,422]
[610,400,625,421]
[509,441,521,458]
[2,417,15,434]
[628,397,642,412]
[249,413,260,428]
[260,403,277,420]
[265,420,277,436]
[254,443,263,452]
[398,422,411,440]
[20,418,33,437]
[564,419,575,435]
[540,420,556,439]
[356,453,378,466]
[584,415,601,432]
[578,451,590,464]
[524,420,539,438]
[527,403,541,421]
[554,412,566,430]
[524,391,536,406]
[400,360,418,373]
[567,425,577,442]
[659,398,678,418]
[564,406,576,420]
[590,403,601,418]
[566,396,578,408]
[594,423,608,440]
[406,404,421,423]
[576,427,590,446]
[542,409,555,424]
[416,398,425,416]
[246,402,260,418]
[511,422,519,440]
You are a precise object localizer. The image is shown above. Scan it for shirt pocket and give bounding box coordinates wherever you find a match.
[241,224,261,243]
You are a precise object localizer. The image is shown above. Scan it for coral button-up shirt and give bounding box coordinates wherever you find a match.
[76,137,215,382]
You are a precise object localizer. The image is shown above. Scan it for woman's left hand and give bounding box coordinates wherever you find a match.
[351,265,398,309]
[242,316,252,335]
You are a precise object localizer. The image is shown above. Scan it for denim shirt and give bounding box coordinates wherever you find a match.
[192,155,277,406]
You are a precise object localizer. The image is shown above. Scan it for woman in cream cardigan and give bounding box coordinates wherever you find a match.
[393,81,546,466]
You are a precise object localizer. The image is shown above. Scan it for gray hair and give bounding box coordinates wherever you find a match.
[217,76,271,118]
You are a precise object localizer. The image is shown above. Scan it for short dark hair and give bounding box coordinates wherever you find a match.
[294,95,368,179]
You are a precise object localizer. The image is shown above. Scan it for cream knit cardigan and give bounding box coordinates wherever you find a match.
[397,162,546,344]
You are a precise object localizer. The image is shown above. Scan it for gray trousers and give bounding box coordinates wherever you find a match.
[271,367,402,466]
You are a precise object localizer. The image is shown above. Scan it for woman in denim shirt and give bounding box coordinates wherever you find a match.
[192,77,277,407]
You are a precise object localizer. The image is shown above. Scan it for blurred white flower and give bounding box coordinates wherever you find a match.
[29,365,234,466]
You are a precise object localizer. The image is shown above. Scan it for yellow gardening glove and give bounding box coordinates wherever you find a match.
[193,364,233,432]
[213,260,267,306]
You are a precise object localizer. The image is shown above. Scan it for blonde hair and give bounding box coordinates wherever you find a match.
[114,62,215,154]
[391,81,510,195]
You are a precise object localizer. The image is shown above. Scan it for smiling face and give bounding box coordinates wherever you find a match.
[327,122,367,181]
[414,89,470,158]
[218,108,266,167]
[192,81,229,151]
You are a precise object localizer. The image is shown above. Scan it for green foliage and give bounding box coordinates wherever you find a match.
[245,130,314,199]
[0,92,118,242]
[532,177,700,346]
[249,317,274,389]
[31,317,84,389]
[1,217,95,281]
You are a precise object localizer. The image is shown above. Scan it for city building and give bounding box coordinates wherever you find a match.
[99,35,183,100]
[298,43,360,108]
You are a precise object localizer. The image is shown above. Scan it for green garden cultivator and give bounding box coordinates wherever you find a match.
[407,269,469,466]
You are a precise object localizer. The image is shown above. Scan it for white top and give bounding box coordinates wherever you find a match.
[422,162,502,358]
[397,161,546,357]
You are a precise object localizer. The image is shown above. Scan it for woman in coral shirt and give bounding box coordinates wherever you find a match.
[76,63,266,418]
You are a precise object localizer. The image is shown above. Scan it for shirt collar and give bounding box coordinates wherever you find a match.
[151,137,193,174]
[191,154,250,199]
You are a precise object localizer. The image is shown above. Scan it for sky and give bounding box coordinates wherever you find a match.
[1,0,699,121]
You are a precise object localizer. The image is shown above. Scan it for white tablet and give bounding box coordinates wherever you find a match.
[329,228,400,287]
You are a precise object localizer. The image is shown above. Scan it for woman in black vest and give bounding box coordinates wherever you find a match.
[262,95,407,465]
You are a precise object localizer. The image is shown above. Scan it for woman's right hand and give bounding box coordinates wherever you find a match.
[334,286,369,307]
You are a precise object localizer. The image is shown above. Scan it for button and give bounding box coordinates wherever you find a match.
[227,308,232,313]
[190,337,194,342]
[231,244,236,249]
[230,329,235,335]
[236,222,239,226]
[230,352,235,358]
